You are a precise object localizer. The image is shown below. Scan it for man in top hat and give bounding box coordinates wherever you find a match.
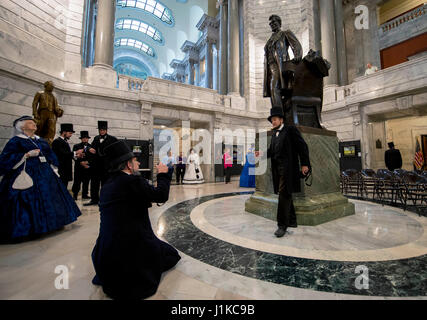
[385,142,402,172]
[91,140,181,300]
[52,123,84,187]
[71,131,92,200]
[84,121,118,206]
[256,107,310,237]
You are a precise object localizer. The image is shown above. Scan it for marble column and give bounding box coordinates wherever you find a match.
[334,0,348,86]
[366,1,381,71]
[219,0,228,95]
[189,61,195,85]
[195,63,200,86]
[227,0,240,95]
[312,0,322,52]
[139,101,153,141]
[320,0,338,85]
[93,0,116,68]
[206,41,214,89]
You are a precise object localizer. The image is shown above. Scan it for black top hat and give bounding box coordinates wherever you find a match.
[268,107,284,123]
[79,131,90,139]
[60,123,75,133]
[388,142,395,148]
[13,115,34,127]
[104,140,135,168]
[98,121,108,130]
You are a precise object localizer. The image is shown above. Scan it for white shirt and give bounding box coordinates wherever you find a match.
[275,124,284,137]
[364,66,378,75]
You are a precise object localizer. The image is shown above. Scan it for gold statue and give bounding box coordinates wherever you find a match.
[32,81,64,145]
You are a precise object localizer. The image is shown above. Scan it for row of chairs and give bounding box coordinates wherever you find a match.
[340,168,427,212]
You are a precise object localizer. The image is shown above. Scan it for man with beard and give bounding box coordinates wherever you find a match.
[91,140,180,299]
[51,123,84,187]
[71,131,92,200]
[84,121,117,206]
[256,107,310,237]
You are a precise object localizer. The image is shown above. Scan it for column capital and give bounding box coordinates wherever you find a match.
[140,101,153,112]
[348,103,361,115]
[396,96,413,111]
[352,114,361,126]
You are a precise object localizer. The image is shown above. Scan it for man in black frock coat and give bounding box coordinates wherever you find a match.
[257,107,311,237]
[84,121,118,206]
[384,142,402,172]
[51,123,83,187]
[91,140,180,300]
[71,131,92,200]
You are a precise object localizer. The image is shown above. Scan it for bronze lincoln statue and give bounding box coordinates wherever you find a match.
[32,81,64,145]
[263,15,330,128]
[263,14,302,116]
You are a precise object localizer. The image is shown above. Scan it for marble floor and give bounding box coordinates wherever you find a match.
[0,182,426,300]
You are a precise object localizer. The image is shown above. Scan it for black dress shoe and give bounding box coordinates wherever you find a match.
[289,222,298,228]
[82,195,91,199]
[274,227,287,238]
[83,201,98,206]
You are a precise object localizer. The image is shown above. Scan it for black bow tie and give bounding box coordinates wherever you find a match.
[100,135,106,139]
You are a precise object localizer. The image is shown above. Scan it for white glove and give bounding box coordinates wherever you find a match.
[27,149,40,157]
[50,165,60,177]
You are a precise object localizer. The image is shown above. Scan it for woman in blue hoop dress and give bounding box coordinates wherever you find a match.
[0,116,81,243]
[239,147,256,188]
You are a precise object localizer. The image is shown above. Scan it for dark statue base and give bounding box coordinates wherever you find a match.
[245,126,355,226]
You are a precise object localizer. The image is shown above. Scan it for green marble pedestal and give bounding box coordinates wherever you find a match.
[245,126,355,226]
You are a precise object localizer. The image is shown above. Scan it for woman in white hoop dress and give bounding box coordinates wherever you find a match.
[182,149,204,184]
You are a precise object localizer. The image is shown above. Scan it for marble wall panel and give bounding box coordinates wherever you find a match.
[0,0,84,82]
[0,6,64,50]
[0,101,32,119]
[0,26,64,78]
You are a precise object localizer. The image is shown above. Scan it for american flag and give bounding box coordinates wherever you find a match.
[414,138,424,170]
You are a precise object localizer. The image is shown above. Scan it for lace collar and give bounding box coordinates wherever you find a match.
[16,134,41,140]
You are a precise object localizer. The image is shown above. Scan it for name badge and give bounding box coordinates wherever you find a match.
[39,156,47,163]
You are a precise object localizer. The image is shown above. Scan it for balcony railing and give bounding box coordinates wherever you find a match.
[380,4,426,33]
[118,74,145,91]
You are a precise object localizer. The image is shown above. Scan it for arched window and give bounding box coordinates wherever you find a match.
[116,19,163,43]
[117,0,174,25]
[114,38,156,57]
